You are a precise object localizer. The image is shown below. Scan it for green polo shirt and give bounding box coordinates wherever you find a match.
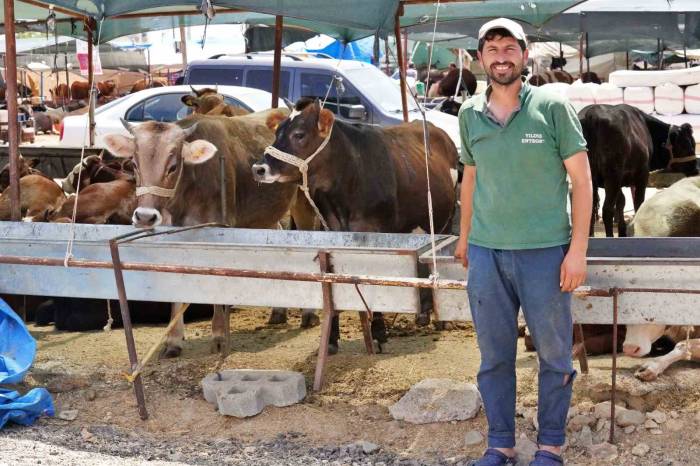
[458,82,587,250]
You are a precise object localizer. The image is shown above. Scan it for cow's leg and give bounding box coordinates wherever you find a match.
[267,307,288,325]
[371,312,388,353]
[632,178,647,212]
[329,314,340,355]
[635,338,700,381]
[590,187,599,237]
[615,190,627,237]
[601,185,617,237]
[300,309,320,328]
[162,302,185,358]
[210,305,229,354]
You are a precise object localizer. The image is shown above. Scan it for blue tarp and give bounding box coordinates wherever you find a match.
[307,37,382,63]
[0,299,54,429]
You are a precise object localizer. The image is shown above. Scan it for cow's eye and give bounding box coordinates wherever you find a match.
[293,132,305,140]
[166,164,177,175]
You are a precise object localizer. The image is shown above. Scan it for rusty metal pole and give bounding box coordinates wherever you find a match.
[109,239,149,420]
[313,251,335,391]
[87,20,96,147]
[271,15,283,108]
[609,288,619,444]
[395,6,409,123]
[4,0,21,221]
[179,24,188,70]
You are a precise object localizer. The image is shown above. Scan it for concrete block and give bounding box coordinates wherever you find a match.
[201,369,306,418]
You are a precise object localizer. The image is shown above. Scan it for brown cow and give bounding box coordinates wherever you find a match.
[50,83,71,105]
[0,155,42,191]
[70,81,90,100]
[0,175,65,220]
[528,70,574,86]
[97,80,117,98]
[181,86,249,117]
[130,78,167,93]
[61,154,134,194]
[253,98,458,353]
[44,179,136,224]
[102,111,300,357]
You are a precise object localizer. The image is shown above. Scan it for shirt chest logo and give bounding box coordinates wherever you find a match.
[521,132,544,144]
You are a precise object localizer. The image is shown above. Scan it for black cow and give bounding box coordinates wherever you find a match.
[579,104,697,237]
[252,98,458,353]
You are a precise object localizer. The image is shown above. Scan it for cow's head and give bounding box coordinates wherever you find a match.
[0,156,40,191]
[181,86,226,115]
[252,98,334,183]
[103,119,217,228]
[667,123,698,176]
[623,324,667,357]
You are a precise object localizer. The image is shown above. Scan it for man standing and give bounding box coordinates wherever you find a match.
[455,18,592,466]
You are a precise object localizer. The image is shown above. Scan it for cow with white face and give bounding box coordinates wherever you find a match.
[623,176,700,380]
[103,113,299,357]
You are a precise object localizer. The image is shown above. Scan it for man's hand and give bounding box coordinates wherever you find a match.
[455,236,469,268]
[560,250,586,292]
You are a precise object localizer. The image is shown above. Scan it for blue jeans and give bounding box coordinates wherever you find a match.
[467,244,576,448]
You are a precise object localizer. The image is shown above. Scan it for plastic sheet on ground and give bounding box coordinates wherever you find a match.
[0,298,54,429]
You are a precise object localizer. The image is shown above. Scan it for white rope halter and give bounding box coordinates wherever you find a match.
[263,126,334,231]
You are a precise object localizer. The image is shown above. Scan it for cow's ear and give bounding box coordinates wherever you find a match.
[28,158,41,168]
[265,110,288,131]
[182,140,217,165]
[181,95,196,107]
[103,134,136,159]
[318,108,335,138]
[681,123,693,135]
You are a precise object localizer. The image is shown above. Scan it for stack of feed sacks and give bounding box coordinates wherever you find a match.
[594,83,623,106]
[654,82,685,115]
[566,81,597,113]
[539,82,570,100]
[684,83,700,114]
[623,87,655,113]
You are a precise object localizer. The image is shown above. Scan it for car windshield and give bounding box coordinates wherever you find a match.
[344,66,419,114]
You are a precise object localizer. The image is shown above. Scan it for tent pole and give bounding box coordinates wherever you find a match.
[585,32,590,73]
[684,46,688,69]
[626,51,629,70]
[395,5,408,123]
[271,15,283,108]
[4,0,20,221]
[578,33,583,77]
[385,37,391,74]
[179,25,188,70]
[657,38,662,69]
[87,20,95,147]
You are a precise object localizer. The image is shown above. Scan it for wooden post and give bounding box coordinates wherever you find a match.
[578,33,583,77]
[313,251,335,391]
[4,0,20,221]
[87,20,96,147]
[271,15,283,108]
[179,24,188,70]
[394,5,408,123]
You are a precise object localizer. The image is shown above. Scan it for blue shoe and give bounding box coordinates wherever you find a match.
[469,448,517,466]
[529,450,564,466]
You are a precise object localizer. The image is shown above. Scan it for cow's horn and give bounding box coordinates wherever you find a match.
[282,97,294,110]
[190,85,198,94]
[182,122,198,138]
[120,118,136,135]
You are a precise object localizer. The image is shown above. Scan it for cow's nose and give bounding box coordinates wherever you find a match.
[252,163,268,179]
[132,207,162,228]
[622,344,640,356]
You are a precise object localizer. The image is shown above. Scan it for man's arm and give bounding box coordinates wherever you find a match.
[454,165,476,268]
[561,151,592,292]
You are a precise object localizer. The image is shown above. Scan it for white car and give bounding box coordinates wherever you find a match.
[60,85,286,148]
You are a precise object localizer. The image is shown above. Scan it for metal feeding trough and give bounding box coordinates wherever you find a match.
[420,236,700,325]
[0,222,446,314]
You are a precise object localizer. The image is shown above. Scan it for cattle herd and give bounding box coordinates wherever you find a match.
[0,77,699,380]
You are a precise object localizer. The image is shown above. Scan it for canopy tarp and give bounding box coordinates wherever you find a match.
[306,37,382,63]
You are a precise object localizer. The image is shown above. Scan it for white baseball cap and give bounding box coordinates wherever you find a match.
[478,18,528,45]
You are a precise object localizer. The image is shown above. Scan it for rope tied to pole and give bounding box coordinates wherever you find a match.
[263,125,334,231]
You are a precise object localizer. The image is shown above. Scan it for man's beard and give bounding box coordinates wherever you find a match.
[487,61,523,86]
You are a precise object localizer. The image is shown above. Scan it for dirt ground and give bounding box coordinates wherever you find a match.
[2,308,698,465]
